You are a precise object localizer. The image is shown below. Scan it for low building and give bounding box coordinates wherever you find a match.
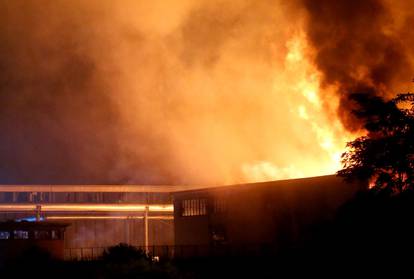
[0,185,204,259]
[0,221,69,262]
[0,175,367,259]
[172,175,366,257]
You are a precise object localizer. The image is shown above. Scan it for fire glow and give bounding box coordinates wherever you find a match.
[241,33,355,182]
[0,1,412,185]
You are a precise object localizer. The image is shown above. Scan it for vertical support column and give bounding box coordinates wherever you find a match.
[36,204,41,221]
[94,219,97,247]
[144,205,149,254]
[125,218,130,245]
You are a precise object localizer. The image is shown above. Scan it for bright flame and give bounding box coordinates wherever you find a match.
[241,32,357,182]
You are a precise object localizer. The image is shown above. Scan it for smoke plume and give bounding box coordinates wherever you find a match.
[301,0,414,130]
[0,0,412,185]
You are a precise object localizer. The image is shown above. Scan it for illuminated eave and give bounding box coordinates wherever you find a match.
[0,203,173,213]
[45,215,173,220]
[0,185,208,193]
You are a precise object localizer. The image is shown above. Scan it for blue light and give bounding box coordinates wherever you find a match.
[15,216,44,222]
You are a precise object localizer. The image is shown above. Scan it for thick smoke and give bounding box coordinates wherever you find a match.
[0,0,411,185]
[0,0,301,184]
[0,1,121,183]
[301,0,414,130]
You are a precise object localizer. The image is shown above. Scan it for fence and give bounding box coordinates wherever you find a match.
[65,245,175,261]
[64,244,279,261]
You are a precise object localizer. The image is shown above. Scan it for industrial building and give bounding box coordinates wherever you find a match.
[0,185,184,259]
[0,221,68,262]
[172,175,366,257]
[0,175,366,259]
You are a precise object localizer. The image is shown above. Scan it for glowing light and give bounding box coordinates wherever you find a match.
[302,88,320,106]
[45,215,174,220]
[242,162,303,182]
[298,105,309,120]
[0,204,36,211]
[0,204,173,212]
[0,185,205,193]
[242,32,358,182]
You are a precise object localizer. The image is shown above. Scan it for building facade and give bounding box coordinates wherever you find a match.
[0,176,366,259]
[173,175,366,257]
[0,185,181,258]
[0,221,68,263]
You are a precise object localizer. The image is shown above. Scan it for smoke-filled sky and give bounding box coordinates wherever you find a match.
[0,0,413,185]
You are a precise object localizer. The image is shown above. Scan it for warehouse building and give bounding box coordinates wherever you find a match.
[0,175,366,259]
[0,221,68,263]
[172,175,366,257]
[0,185,187,258]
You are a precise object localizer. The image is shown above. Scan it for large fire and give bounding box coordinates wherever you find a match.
[241,32,356,182]
[0,0,412,185]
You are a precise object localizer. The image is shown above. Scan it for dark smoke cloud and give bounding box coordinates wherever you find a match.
[301,0,414,130]
[2,0,411,185]
[0,0,300,185]
[0,1,181,184]
[0,1,122,183]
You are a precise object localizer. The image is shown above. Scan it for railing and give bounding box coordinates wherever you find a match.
[64,245,175,261]
[64,244,280,261]
[65,247,106,260]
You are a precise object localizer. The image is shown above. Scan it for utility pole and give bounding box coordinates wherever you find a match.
[144,205,149,254]
[35,204,41,221]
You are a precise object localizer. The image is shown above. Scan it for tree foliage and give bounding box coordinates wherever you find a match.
[338,93,414,193]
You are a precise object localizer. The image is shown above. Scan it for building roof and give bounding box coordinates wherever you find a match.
[0,184,210,193]
[171,174,348,194]
[0,221,69,230]
[0,175,354,194]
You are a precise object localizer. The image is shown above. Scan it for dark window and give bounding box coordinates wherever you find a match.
[211,225,227,245]
[213,198,227,213]
[42,192,50,202]
[29,192,45,203]
[17,192,30,203]
[34,230,50,240]
[1,192,14,202]
[103,193,124,203]
[51,230,61,240]
[181,199,207,216]
[14,230,29,239]
[0,231,10,239]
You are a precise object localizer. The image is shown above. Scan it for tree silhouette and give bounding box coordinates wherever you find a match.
[338,92,414,193]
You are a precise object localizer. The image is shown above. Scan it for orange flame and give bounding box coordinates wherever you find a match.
[241,32,358,182]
